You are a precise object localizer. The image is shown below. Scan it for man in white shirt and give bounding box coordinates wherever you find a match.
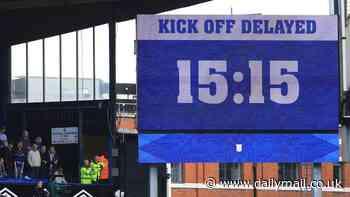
[28,144,41,179]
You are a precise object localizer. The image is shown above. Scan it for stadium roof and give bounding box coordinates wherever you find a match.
[0,0,210,45]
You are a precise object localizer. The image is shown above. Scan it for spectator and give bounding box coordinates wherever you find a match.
[34,137,43,149]
[14,142,25,179]
[33,181,49,197]
[21,130,32,178]
[28,144,41,179]
[7,142,14,177]
[49,168,68,197]
[0,158,7,178]
[40,145,49,178]
[48,146,59,175]
[0,141,14,177]
[52,168,67,184]
[20,129,31,153]
[0,127,7,147]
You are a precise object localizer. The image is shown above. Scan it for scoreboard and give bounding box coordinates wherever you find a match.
[137,15,339,163]
[137,15,339,131]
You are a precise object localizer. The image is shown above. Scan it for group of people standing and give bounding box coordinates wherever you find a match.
[0,127,61,180]
[0,125,110,190]
[80,155,109,184]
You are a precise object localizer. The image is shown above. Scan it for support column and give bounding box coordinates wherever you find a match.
[109,21,118,188]
[150,166,158,197]
[109,21,116,108]
[252,163,257,197]
[0,46,11,127]
[312,163,322,197]
[166,164,172,197]
[78,111,84,183]
[335,0,350,163]
[342,125,350,161]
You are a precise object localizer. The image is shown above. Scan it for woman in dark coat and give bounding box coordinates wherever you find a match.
[48,146,59,176]
[40,146,49,178]
[0,141,14,177]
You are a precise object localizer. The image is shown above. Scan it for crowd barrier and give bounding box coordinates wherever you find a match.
[0,181,115,197]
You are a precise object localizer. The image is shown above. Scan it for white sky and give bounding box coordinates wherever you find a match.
[12,0,330,84]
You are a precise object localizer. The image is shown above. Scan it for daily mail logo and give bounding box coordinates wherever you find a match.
[73,189,93,197]
[0,188,17,197]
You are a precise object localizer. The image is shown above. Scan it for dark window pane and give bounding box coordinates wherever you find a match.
[219,163,242,181]
[279,163,299,181]
[333,163,342,182]
[171,164,183,183]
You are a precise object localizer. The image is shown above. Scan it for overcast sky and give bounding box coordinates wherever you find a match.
[12,0,330,84]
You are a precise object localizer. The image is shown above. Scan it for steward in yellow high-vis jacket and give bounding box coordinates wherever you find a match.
[90,156,104,183]
[80,160,93,184]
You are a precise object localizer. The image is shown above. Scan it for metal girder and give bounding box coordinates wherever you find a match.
[0,0,119,11]
[0,0,210,45]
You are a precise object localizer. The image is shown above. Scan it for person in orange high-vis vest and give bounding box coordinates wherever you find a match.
[97,154,109,184]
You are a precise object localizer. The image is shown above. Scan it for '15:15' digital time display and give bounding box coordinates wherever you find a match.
[177,60,299,105]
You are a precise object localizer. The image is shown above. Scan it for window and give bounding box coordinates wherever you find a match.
[27,40,43,103]
[279,163,300,181]
[10,24,110,103]
[116,20,136,84]
[219,163,242,181]
[95,24,110,100]
[333,163,342,182]
[171,164,183,183]
[11,43,26,103]
[45,36,60,102]
[62,32,77,101]
[78,28,94,101]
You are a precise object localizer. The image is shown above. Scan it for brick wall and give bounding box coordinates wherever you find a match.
[172,163,350,197]
[173,189,350,197]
